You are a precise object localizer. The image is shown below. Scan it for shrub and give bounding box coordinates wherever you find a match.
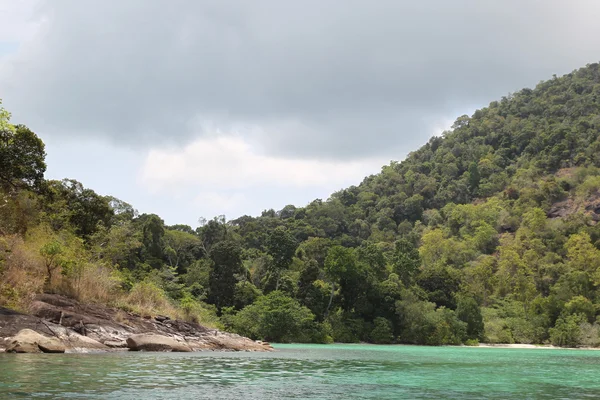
[370,317,394,344]
[124,279,174,317]
[180,293,221,328]
[328,310,369,343]
[228,291,315,342]
[482,307,514,344]
[549,314,585,347]
[456,296,484,340]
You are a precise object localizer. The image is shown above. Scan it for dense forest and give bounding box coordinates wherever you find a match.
[2,63,600,347]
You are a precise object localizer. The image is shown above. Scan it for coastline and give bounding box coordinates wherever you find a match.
[0,294,272,353]
[476,343,600,350]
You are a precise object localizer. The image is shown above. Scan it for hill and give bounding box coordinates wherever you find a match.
[1,63,600,346]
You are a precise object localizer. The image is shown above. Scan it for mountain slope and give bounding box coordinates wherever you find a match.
[2,63,600,346]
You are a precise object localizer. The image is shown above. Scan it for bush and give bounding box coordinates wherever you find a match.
[579,322,600,347]
[427,307,467,345]
[228,291,315,342]
[397,290,466,345]
[456,296,484,340]
[180,293,222,328]
[328,310,369,343]
[482,307,514,344]
[549,314,585,347]
[124,279,174,317]
[370,317,394,344]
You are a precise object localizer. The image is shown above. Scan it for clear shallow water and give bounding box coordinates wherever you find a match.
[1,344,599,399]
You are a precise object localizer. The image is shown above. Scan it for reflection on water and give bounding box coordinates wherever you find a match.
[1,344,600,399]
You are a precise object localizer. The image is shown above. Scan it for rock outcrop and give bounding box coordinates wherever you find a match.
[5,329,65,353]
[0,294,272,353]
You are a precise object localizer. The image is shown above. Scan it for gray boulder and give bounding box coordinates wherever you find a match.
[126,333,191,352]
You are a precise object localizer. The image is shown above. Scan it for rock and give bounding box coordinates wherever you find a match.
[64,331,109,352]
[155,315,170,322]
[1,295,271,353]
[103,340,127,348]
[7,341,42,353]
[0,307,57,338]
[5,328,65,353]
[126,333,192,352]
[38,339,66,353]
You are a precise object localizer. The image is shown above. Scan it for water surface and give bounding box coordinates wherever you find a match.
[1,344,599,399]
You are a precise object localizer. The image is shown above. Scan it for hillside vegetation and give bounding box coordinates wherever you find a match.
[2,63,600,346]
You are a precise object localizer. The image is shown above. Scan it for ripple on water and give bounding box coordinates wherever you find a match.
[1,345,600,399]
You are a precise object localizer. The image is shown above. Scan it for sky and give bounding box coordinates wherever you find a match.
[1,0,600,227]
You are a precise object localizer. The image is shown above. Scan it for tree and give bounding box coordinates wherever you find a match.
[549,314,584,347]
[208,240,242,312]
[90,221,141,269]
[196,215,228,254]
[356,242,386,280]
[323,246,357,317]
[163,229,201,273]
[45,179,114,237]
[565,232,600,276]
[229,291,315,342]
[139,214,165,266]
[468,161,480,193]
[370,317,394,344]
[456,296,484,340]
[40,240,65,285]
[0,105,46,190]
[392,238,420,285]
[265,226,298,290]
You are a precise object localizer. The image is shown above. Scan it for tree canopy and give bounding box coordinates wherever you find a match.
[3,64,600,346]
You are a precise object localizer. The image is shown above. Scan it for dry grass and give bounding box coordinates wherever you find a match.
[115,280,222,328]
[0,235,46,311]
[58,262,121,305]
[119,279,180,319]
[1,231,221,329]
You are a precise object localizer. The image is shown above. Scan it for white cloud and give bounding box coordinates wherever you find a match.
[193,192,246,214]
[0,0,41,42]
[140,134,384,193]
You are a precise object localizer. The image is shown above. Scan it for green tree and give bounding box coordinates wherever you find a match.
[229,291,315,342]
[370,317,394,344]
[0,114,46,191]
[208,240,242,312]
[468,161,480,193]
[265,226,298,290]
[392,238,420,285]
[323,246,357,317]
[163,229,201,273]
[40,240,65,285]
[549,314,584,347]
[456,296,484,340]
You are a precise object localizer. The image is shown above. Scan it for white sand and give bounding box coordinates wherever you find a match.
[477,343,599,350]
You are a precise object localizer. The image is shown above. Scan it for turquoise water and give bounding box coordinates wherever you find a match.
[1,344,600,399]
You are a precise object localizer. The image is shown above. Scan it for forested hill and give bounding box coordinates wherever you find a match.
[2,63,600,347]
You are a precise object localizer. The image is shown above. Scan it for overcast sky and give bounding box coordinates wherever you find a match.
[1,0,599,227]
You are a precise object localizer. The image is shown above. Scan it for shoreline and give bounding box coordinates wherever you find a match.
[476,343,600,350]
[274,342,600,351]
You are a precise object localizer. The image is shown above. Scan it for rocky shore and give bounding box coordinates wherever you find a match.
[0,294,272,353]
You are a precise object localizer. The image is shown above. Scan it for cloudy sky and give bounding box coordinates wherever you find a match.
[1,1,599,227]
